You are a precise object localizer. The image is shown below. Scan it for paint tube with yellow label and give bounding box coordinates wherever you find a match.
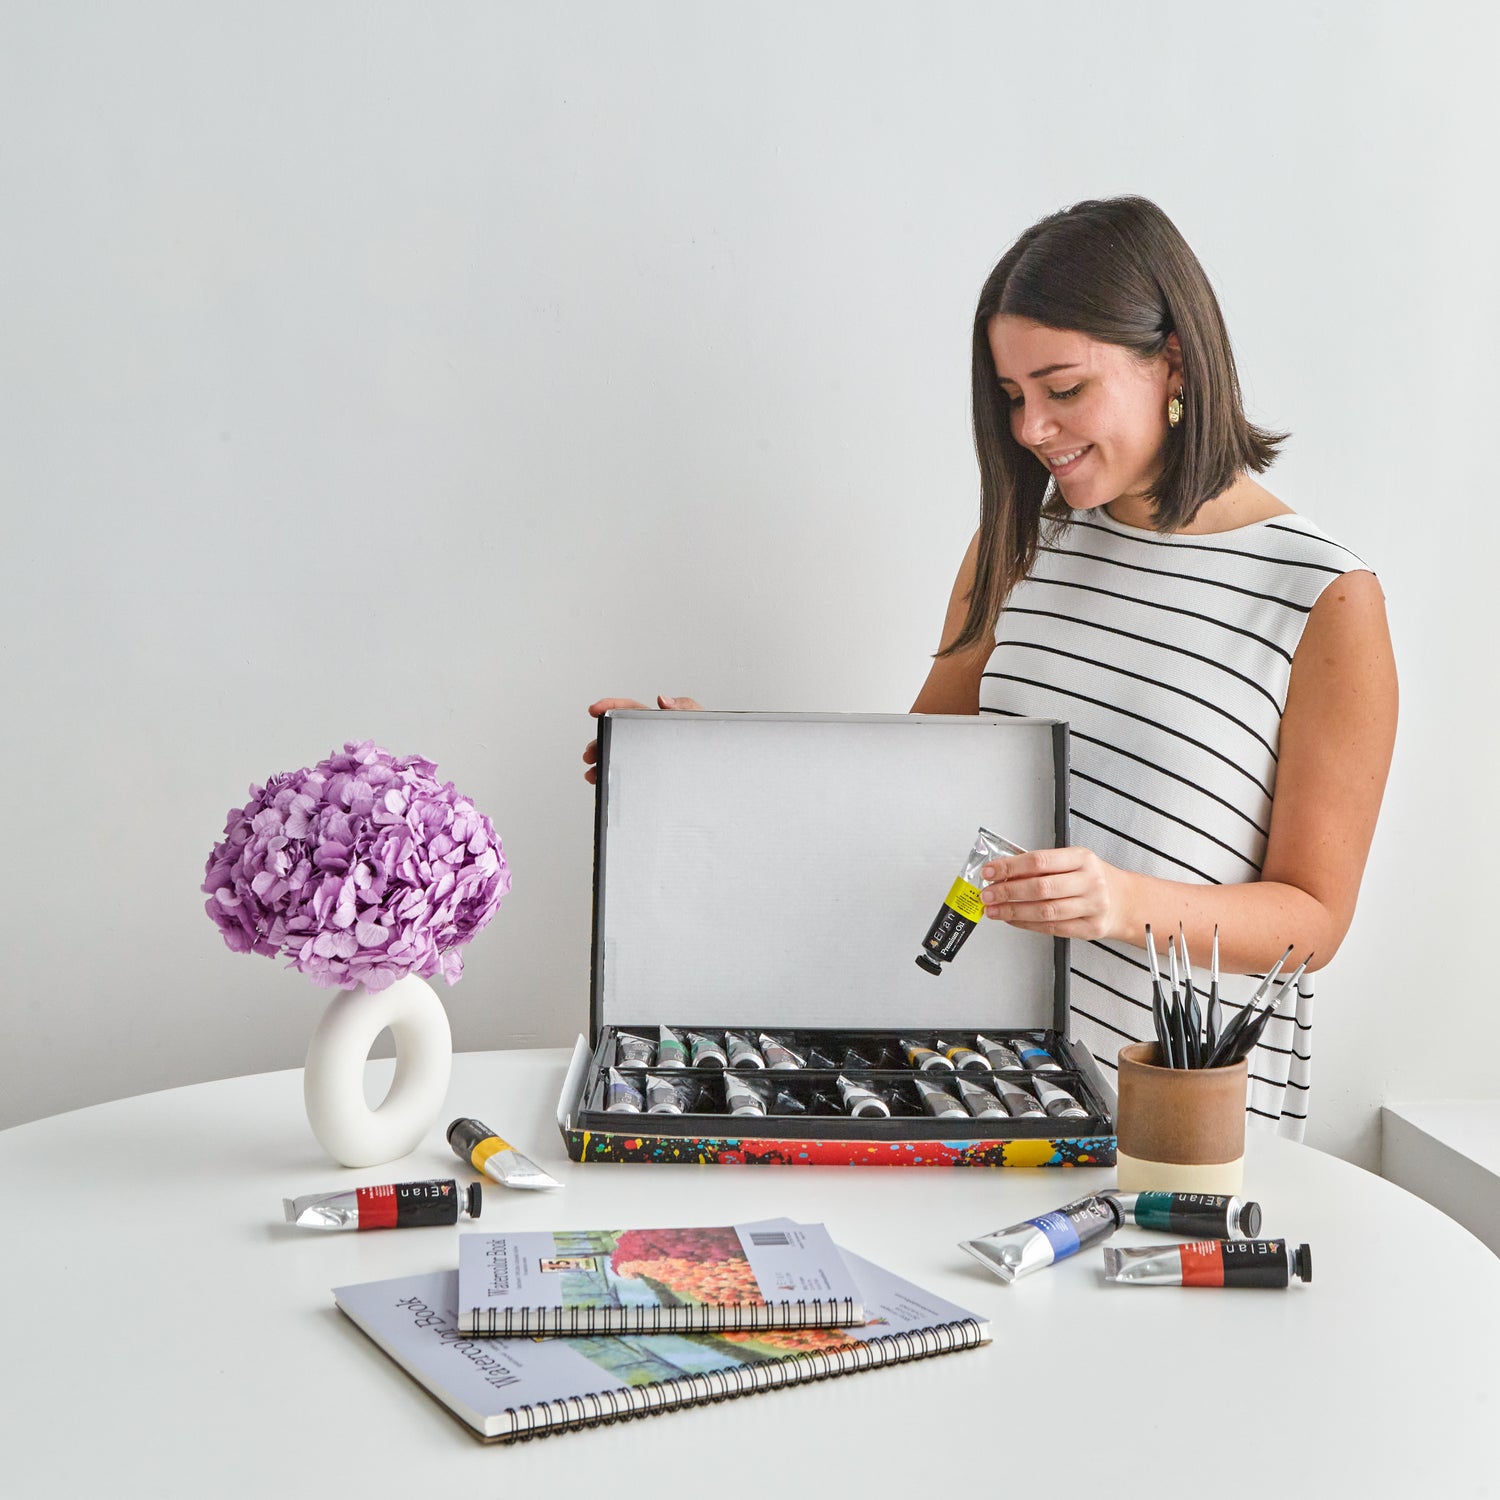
[915,827,1027,975]
[447,1116,562,1192]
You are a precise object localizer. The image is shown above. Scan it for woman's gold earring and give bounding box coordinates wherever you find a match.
[1167,390,1184,428]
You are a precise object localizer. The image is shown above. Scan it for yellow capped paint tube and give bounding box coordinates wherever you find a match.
[915,828,1027,976]
[447,1116,562,1192]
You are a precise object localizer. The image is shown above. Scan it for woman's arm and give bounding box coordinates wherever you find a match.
[910,530,992,714]
[981,569,1398,975]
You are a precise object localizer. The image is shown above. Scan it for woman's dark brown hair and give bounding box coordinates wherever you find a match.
[943,195,1288,659]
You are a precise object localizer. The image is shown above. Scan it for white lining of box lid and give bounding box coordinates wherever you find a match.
[596,712,1064,1034]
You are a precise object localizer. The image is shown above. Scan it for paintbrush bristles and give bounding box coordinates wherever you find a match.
[1144,925,1310,1071]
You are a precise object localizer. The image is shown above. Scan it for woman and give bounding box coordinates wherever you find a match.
[586,196,1397,1137]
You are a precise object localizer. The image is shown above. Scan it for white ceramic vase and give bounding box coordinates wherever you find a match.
[303,972,453,1168]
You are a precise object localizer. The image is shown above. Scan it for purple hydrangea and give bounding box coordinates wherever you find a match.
[202,741,510,992]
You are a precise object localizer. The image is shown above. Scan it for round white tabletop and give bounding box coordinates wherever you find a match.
[3,1048,1496,1496]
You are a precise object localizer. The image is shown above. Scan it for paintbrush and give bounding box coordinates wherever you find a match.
[1225,955,1313,1066]
[1206,944,1292,1067]
[1206,925,1221,1053]
[1145,924,1174,1067]
[1179,924,1202,1068]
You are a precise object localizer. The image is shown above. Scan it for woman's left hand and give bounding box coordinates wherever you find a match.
[980,846,1129,941]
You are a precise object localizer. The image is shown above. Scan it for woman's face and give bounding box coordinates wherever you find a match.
[987,315,1180,515]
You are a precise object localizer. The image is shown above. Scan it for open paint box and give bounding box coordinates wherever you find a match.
[556,711,1116,1168]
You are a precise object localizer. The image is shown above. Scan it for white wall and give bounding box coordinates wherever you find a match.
[3,1,1495,1168]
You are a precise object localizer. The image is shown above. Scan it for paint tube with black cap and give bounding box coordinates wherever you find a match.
[960,1194,1124,1283]
[723,1074,770,1117]
[836,1074,891,1119]
[656,1025,688,1068]
[915,827,1027,975]
[975,1034,1023,1071]
[759,1033,806,1069]
[1107,1192,1263,1240]
[283,1178,481,1231]
[644,1074,695,1114]
[1013,1037,1063,1073]
[936,1039,991,1071]
[724,1031,766,1069]
[604,1067,644,1113]
[1103,1239,1311,1288]
[914,1077,967,1119]
[615,1032,654,1067]
[447,1117,561,1191]
[687,1031,728,1068]
[1032,1077,1089,1120]
[992,1075,1047,1118]
[957,1077,1009,1119]
[900,1038,954,1072]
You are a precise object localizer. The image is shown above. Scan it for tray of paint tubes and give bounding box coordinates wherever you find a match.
[575,1025,1111,1139]
[556,711,1115,1167]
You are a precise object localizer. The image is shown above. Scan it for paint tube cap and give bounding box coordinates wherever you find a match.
[1236,1199,1263,1238]
[915,953,943,975]
[1292,1243,1313,1283]
[465,1182,483,1219]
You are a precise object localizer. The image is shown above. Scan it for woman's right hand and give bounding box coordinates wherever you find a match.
[583,695,705,783]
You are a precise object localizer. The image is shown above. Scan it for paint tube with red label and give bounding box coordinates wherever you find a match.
[282,1178,481,1231]
[915,827,1027,975]
[1102,1238,1312,1287]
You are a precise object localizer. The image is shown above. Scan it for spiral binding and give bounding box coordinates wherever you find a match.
[488,1318,986,1441]
[462,1294,861,1337]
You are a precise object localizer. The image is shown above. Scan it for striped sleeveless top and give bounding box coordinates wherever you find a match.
[977,505,1370,1139]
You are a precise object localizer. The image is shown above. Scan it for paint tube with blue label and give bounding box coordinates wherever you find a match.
[916,827,1026,975]
[959,1194,1124,1284]
[604,1067,644,1113]
[1013,1037,1063,1073]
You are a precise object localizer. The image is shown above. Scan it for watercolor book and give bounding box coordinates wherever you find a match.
[334,1243,989,1443]
[455,1220,864,1334]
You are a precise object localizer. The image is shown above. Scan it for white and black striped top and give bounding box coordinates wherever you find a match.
[978,506,1370,1139]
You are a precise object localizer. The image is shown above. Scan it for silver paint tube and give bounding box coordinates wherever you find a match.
[725,1031,766,1069]
[960,1194,1124,1284]
[914,1077,967,1119]
[759,1033,806,1069]
[916,827,1027,975]
[656,1025,688,1068]
[936,1038,991,1071]
[1032,1077,1089,1120]
[604,1066,644,1113]
[836,1074,891,1119]
[615,1032,654,1067]
[446,1117,563,1192]
[723,1074,770,1117]
[284,1178,481,1231]
[975,1033,1023,1071]
[1103,1239,1312,1288]
[645,1073,693,1114]
[992,1075,1047,1118]
[900,1037,955,1072]
[957,1077,1009,1120]
[1013,1037,1063,1073]
[687,1030,728,1068]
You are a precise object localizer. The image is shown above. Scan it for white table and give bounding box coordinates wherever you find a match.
[4,1049,1497,1496]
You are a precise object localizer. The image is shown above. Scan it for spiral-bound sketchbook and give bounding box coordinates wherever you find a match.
[454,1220,864,1334]
[333,1243,990,1443]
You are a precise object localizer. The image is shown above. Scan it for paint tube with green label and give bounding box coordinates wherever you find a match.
[915,827,1027,976]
